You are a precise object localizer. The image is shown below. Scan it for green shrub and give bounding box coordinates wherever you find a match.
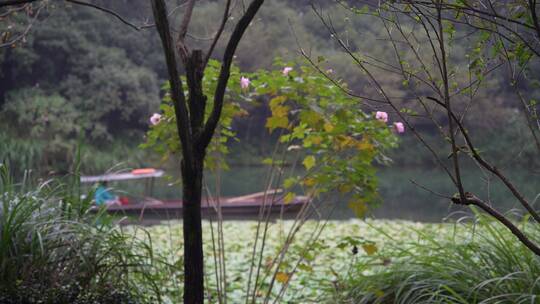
[331,212,540,304]
[0,164,163,303]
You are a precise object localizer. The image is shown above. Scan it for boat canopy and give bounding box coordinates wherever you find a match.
[80,168,164,183]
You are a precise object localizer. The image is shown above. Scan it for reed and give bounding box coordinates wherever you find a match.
[0,164,163,303]
[331,211,540,304]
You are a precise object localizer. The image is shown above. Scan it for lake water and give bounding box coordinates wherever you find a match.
[125,165,538,222]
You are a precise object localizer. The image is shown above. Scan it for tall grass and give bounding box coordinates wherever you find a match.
[330,211,540,304]
[0,164,164,303]
[0,132,43,176]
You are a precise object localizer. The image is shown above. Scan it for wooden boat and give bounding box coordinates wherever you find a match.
[103,190,306,221]
[82,169,308,223]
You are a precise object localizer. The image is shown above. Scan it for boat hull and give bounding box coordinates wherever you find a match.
[92,196,308,225]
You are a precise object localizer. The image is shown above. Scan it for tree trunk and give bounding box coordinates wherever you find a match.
[181,155,205,304]
[0,47,14,106]
[149,1,266,301]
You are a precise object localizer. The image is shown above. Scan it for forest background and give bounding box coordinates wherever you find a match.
[1,0,538,221]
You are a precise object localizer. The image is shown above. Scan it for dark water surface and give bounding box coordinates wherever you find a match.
[114,165,539,222]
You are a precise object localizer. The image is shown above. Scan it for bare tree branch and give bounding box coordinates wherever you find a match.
[151,0,194,168]
[311,3,460,188]
[529,0,540,41]
[406,0,536,30]
[452,192,540,256]
[0,2,44,48]
[426,96,540,224]
[204,0,232,66]
[0,2,28,17]
[330,1,540,255]
[433,3,467,203]
[65,0,153,31]
[0,0,37,7]
[200,0,264,150]
[176,0,195,61]
[1,0,158,32]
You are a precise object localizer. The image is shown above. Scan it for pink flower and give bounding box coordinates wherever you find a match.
[394,122,405,133]
[375,111,388,123]
[240,76,250,89]
[150,113,162,125]
[282,67,293,76]
[326,68,334,74]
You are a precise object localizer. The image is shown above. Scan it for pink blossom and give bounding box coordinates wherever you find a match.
[150,113,162,125]
[240,76,250,89]
[282,67,293,76]
[375,111,388,123]
[394,122,405,133]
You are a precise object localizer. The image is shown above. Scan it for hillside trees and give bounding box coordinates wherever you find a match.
[1,1,536,174]
[0,2,161,173]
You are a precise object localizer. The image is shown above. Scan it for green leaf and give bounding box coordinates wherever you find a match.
[362,243,378,255]
[266,116,289,132]
[299,110,323,128]
[302,155,316,170]
[283,192,295,204]
[269,95,287,107]
[297,263,313,272]
[348,199,368,218]
[283,177,297,189]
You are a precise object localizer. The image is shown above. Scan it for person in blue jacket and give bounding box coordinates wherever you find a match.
[95,182,118,205]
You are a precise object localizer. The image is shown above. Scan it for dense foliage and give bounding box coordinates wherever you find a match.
[0,2,161,174]
[143,59,398,214]
[333,212,540,303]
[0,165,163,303]
[1,1,537,176]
